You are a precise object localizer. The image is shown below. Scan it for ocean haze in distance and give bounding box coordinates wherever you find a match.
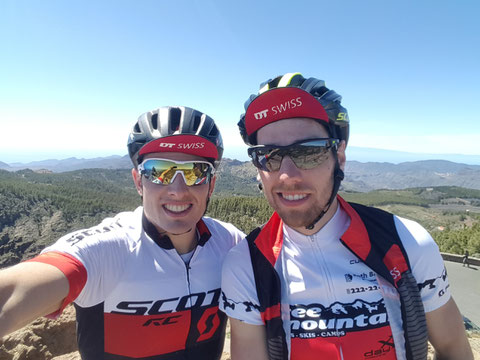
[346,147,480,165]
[1,146,479,166]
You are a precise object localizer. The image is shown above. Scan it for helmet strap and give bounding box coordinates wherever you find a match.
[305,152,344,231]
[204,181,214,216]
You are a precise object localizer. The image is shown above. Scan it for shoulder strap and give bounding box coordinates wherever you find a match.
[246,214,288,360]
[339,198,428,360]
[339,198,410,287]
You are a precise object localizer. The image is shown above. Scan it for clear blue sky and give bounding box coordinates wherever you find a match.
[1,0,479,163]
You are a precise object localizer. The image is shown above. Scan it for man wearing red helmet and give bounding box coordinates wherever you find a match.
[0,106,244,359]
[220,73,472,360]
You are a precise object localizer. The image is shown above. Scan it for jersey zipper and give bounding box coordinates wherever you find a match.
[182,241,200,307]
[309,234,344,356]
[185,259,192,297]
[308,235,336,304]
[175,231,201,307]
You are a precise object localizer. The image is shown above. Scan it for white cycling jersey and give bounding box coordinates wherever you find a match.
[31,207,244,360]
[221,204,450,360]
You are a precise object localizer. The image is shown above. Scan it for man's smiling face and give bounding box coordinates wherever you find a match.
[256,117,345,233]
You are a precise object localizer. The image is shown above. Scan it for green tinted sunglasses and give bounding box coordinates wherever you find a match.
[248,138,338,172]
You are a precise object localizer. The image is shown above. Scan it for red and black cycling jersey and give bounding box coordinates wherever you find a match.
[221,196,450,360]
[30,207,244,359]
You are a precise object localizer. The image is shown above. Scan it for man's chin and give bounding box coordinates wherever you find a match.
[275,210,317,229]
[163,224,194,236]
[158,218,197,235]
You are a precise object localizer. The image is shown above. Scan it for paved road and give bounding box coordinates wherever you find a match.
[444,260,480,328]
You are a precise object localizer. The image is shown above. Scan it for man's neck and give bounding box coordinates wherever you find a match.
[291,198,339,236]
[142,214,199,255]
[167,229,198,255]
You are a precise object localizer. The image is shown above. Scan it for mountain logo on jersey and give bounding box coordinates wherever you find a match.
[221,292,261,313]
[290,299,389,338]
[418,267,448,290]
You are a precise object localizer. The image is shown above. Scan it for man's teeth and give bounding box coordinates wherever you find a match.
[282,194,307,201]
[164,204,190,213]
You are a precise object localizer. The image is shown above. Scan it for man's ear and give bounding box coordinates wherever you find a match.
[208,176,216,197]
[256,173,263,191]
[337,140,347,171]
[131,168,143,196]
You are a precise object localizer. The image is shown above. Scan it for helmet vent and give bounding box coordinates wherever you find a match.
[193,114,202,131]
[314,86,329,98]
[267,77,281,88]
[169,107,181,132]
[151,113,158,129]
[209,124,219,137]
[133,122,141,133]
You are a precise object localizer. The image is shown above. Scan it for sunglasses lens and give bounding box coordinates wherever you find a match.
[290,146,330,170]
[140,160,212,186]
[251,150,281,172]
[250,139,335,172]
[263,150,283,172]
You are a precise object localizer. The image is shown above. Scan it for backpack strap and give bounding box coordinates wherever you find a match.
[340,198,428,360]
[247,213,288,360]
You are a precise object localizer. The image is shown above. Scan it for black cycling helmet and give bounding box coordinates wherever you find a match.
[127,106,224,168]
[238,72,349,146]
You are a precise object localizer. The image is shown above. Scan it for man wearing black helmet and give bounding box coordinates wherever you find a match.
[220,73,472,360]
[0,106,244,359]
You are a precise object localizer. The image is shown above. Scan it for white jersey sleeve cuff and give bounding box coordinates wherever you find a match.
[394,216,451,312]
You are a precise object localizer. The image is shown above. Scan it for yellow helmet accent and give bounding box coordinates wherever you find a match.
[258,72,303,94]
[277,72,302,88]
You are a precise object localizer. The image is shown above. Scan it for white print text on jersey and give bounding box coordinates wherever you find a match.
[112,289,220,315]
[291,313,388,333]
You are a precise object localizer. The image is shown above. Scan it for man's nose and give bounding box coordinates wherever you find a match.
[277,156,303,182]
[167,172,190,193]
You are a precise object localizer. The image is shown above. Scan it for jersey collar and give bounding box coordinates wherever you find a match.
[142,213,212,250]
[254,195,361,266]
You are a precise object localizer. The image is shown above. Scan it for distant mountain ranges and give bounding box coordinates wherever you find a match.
[1,156,480,192]
[0,155,132,173]
[343,160,480,192]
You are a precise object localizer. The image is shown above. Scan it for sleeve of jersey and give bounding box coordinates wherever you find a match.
[394,216,451,313]
[220,239,264,325]
[26,251,87,318]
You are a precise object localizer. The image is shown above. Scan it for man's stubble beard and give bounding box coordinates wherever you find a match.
[265,184,332,229]
[273,198,326,229]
